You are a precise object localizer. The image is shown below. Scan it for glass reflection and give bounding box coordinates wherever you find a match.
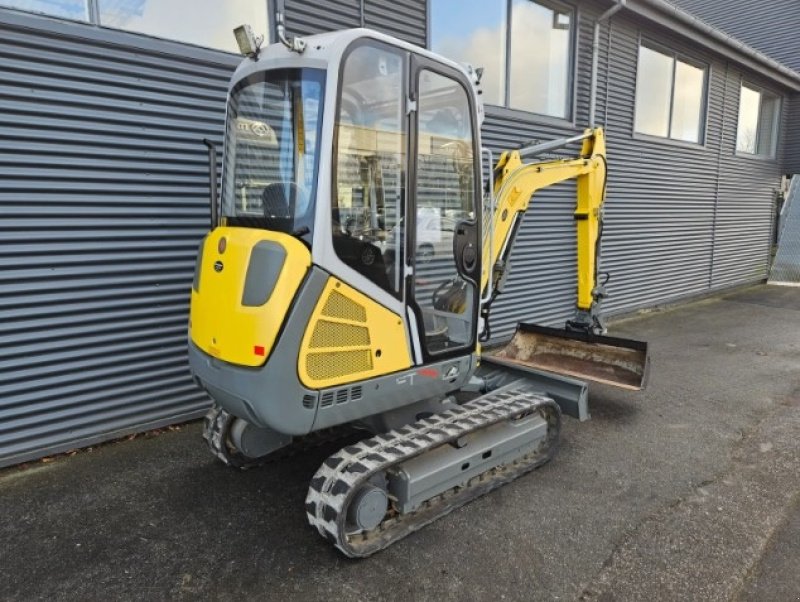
[509,0,571,118]
[634,46,673,138]
[671,61,704,142]
[431,0,507,106]
[0,0,88,20]
[736,85,761,154]
[97,0,267,53]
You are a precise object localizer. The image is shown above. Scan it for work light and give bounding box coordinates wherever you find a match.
[234,24,258,57]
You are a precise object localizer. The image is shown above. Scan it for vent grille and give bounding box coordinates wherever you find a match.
[309,320,370,348]
[305,286,373,382]
[302,394,316,409]
[307,350,373,380]
[317,385,365,410]
[321,290,367,322]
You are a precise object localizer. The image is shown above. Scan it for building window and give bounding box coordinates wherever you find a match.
[0,0,89,21]
[634,43,707,143]
[736,83,780,157]
[0,0,269,53]
[97,0,268,53]
[430,0,575,119]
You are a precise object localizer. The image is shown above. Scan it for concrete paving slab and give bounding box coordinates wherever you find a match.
[0,284,798,601]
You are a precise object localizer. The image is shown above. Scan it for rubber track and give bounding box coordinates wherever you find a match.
[305,384,561,557]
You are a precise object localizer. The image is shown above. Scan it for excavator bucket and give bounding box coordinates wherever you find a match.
[487,323,649,391]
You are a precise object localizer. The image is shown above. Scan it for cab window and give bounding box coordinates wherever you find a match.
[332,43,406,297]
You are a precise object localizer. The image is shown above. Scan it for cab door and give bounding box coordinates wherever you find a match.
[408,59,481,359]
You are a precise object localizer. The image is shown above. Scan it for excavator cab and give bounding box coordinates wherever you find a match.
[189,26,649,557]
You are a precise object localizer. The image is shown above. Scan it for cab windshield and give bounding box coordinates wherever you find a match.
[221,68,325,242]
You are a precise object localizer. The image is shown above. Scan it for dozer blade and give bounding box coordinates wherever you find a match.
[486,322,649,391]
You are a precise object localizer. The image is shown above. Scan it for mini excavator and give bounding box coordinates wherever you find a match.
[188,24,649,557]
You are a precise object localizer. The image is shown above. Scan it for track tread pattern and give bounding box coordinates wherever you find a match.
[305,385,561,557]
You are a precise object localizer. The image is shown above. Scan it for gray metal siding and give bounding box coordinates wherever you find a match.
[598,16,719,315]
[669,0,800,73]
[785,95,800,175]
[0,10,237,466]
[283,0,426,45]
[485,9,784,338]
[603,15,780,311]
[283,0,361,36]
[364,0,426,46]
[668,0,800,174]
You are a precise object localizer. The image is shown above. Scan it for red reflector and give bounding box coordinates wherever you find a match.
[254,345,265,356]
[417,368,439,378]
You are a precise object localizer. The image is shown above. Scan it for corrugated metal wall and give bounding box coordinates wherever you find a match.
[0,0,792,466]
[712,64,782,288]
[364,0,426,46]
[0,10,237,466]
[668,0,800,176]
[284,0,362,36]
[785,95,800,175]
[669,0,800,73]
[283,0,427,45]
[487,9,782,335]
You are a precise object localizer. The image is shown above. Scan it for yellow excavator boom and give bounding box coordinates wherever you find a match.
[483,128,607,314]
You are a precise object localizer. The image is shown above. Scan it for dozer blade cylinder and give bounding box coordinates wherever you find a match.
[487,323,650,391]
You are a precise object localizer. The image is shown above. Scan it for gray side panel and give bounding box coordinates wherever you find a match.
[312,355,475,430]
[0,10,238,467]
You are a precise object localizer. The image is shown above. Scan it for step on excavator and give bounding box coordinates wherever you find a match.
[188,20,649,557]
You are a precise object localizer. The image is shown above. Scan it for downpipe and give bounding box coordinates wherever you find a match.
[274,0,306,53]
[589,0,626,128]
[202,139,219,230]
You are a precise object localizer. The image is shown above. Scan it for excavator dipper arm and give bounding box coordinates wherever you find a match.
[482,128,607,328]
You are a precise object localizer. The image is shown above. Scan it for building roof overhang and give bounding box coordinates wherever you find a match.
[625,0,800,92]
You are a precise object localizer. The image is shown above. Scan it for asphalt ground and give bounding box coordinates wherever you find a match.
[0,284,798,601]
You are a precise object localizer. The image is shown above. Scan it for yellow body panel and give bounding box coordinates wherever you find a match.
[484,128,607,311]
[298,278,412,389]
[190,227,311,367]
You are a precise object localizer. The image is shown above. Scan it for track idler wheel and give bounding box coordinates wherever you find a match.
[202,405,260,470]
